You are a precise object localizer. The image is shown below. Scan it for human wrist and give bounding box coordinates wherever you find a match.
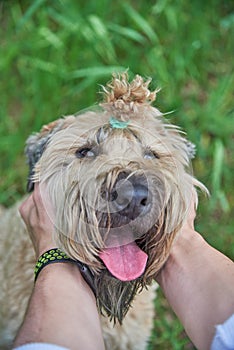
[34,262,96,313]
[156,228,205,285]
[35,260,83,286]
[173,228,205,253]
[34,248,75,282]
[33,238,56,260]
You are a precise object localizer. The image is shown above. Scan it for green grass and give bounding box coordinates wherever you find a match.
[0,1,233,348]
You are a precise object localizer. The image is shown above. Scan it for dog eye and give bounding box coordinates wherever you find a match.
[75,147,96,159]
[144,149,159,159]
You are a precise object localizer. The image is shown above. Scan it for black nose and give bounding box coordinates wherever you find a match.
[111,173,151,220]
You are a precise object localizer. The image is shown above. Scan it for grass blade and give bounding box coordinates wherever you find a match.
[16,0,47,29]
[122,3,159,44]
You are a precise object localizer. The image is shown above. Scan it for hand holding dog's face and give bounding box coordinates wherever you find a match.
[19,184,55,259]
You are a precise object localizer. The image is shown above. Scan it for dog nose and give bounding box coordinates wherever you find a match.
[112,173,151,220]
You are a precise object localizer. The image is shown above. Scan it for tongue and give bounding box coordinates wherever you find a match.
[99,242,148,281]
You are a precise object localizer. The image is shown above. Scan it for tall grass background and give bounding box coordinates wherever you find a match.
[0,0,233,348]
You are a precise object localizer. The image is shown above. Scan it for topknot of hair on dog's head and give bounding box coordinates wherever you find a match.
[100,72,159,119]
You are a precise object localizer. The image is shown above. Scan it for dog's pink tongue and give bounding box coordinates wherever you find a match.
[99,242,148,281]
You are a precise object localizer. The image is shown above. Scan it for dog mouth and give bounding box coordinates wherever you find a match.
[99,241,148,281]
[98,225,148,281]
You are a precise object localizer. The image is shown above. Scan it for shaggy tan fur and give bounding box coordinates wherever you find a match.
[0,73,206,349]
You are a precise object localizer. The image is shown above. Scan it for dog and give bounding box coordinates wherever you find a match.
[0,73,206,349]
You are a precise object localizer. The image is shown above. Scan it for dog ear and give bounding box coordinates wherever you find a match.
[25,116,75,192]
[25,119,63,192]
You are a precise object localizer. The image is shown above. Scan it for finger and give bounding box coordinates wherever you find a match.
[19,199,38,235]
[32,183,49,221]
[19,194,35,221]
[32,183,46,213]
[192,190,198,219]
[34,182,55,225]
[184,190,197,230]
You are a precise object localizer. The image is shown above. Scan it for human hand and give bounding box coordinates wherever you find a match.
[180,191,197,234]
[19,183,55,259]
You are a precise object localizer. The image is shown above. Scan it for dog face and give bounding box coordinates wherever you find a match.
[26,73,206,322]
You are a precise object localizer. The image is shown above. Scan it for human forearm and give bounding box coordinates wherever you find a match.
[14,263,105,350]
[156,228,234,350]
